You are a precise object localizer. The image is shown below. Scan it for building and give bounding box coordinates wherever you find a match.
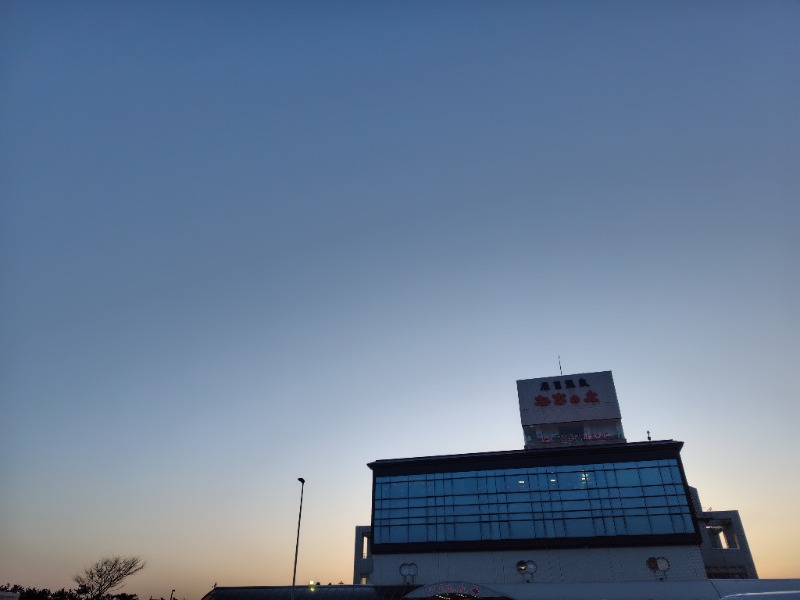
[201,371,797,600]
[353,371,772,593]
[362,440,705,584]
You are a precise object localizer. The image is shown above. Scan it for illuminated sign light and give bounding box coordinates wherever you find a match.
[540,432,610,443]
[534,390,599,406]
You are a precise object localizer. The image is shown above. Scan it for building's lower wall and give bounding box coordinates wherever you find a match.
[372,545,707,585]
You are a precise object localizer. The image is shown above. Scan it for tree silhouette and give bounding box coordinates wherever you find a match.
[74,555,146,600]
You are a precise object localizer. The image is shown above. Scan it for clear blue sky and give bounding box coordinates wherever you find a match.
[1,2,798,599]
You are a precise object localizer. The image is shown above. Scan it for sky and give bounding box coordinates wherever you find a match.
[1,1,798,598]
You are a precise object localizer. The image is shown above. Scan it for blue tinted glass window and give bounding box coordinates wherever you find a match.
[454,523,481,540]
[593,517,606,535]
[453,505,477,516]
[621,497,645,508]
[392,482,409,498]
[453,477,478,494]
[554,520,566,537]
[602,517,615,535]
[639,468,662,485]
[649,515,672,533]
[453,493,478,505]
[508,502,530,513]
[565,518,593,537]
[510,520,534,538]
[682,514,694,532]
[643,485,666,497]
[562,489,589,501]
[389,525,408,543]
[615,468,641,487]
[373,459,694,545]
[626,516,651,535]
[408,480,426,497]
[544,519,555,537]
[534,520,545,537]
[670,466,682,483]
[619,486,642,498]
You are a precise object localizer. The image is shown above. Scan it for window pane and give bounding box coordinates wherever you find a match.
[565,518,593,537]
[649,515,673,534]
[639,468,662,485]
[510,520,534,538]
[615,468,641,487]
[453,477,479,494]
[626,516,651,535]
[390,526,408,543]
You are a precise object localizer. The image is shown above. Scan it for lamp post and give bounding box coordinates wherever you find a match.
[291,477,305,600]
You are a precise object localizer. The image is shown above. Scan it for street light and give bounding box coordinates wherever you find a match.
[291,477,305,600]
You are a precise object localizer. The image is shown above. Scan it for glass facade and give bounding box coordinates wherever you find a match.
[372,459,694,545]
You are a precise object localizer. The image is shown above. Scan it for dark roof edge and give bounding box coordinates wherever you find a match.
[368,440,684,472]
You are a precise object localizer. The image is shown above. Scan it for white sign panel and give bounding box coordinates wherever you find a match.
[517,370,622,425]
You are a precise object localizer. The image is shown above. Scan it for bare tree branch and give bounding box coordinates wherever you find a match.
[74,555,146,600]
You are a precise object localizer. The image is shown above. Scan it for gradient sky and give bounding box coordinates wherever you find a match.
[2,2,798,599]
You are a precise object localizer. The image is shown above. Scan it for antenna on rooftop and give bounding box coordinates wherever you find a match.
[647,430,651,442]
[558,356,562,375]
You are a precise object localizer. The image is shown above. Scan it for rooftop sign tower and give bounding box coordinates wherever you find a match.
[517,370,626,448]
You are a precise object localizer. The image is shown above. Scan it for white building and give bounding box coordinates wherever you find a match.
[200,371,797,600]
[353,371,781,597]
